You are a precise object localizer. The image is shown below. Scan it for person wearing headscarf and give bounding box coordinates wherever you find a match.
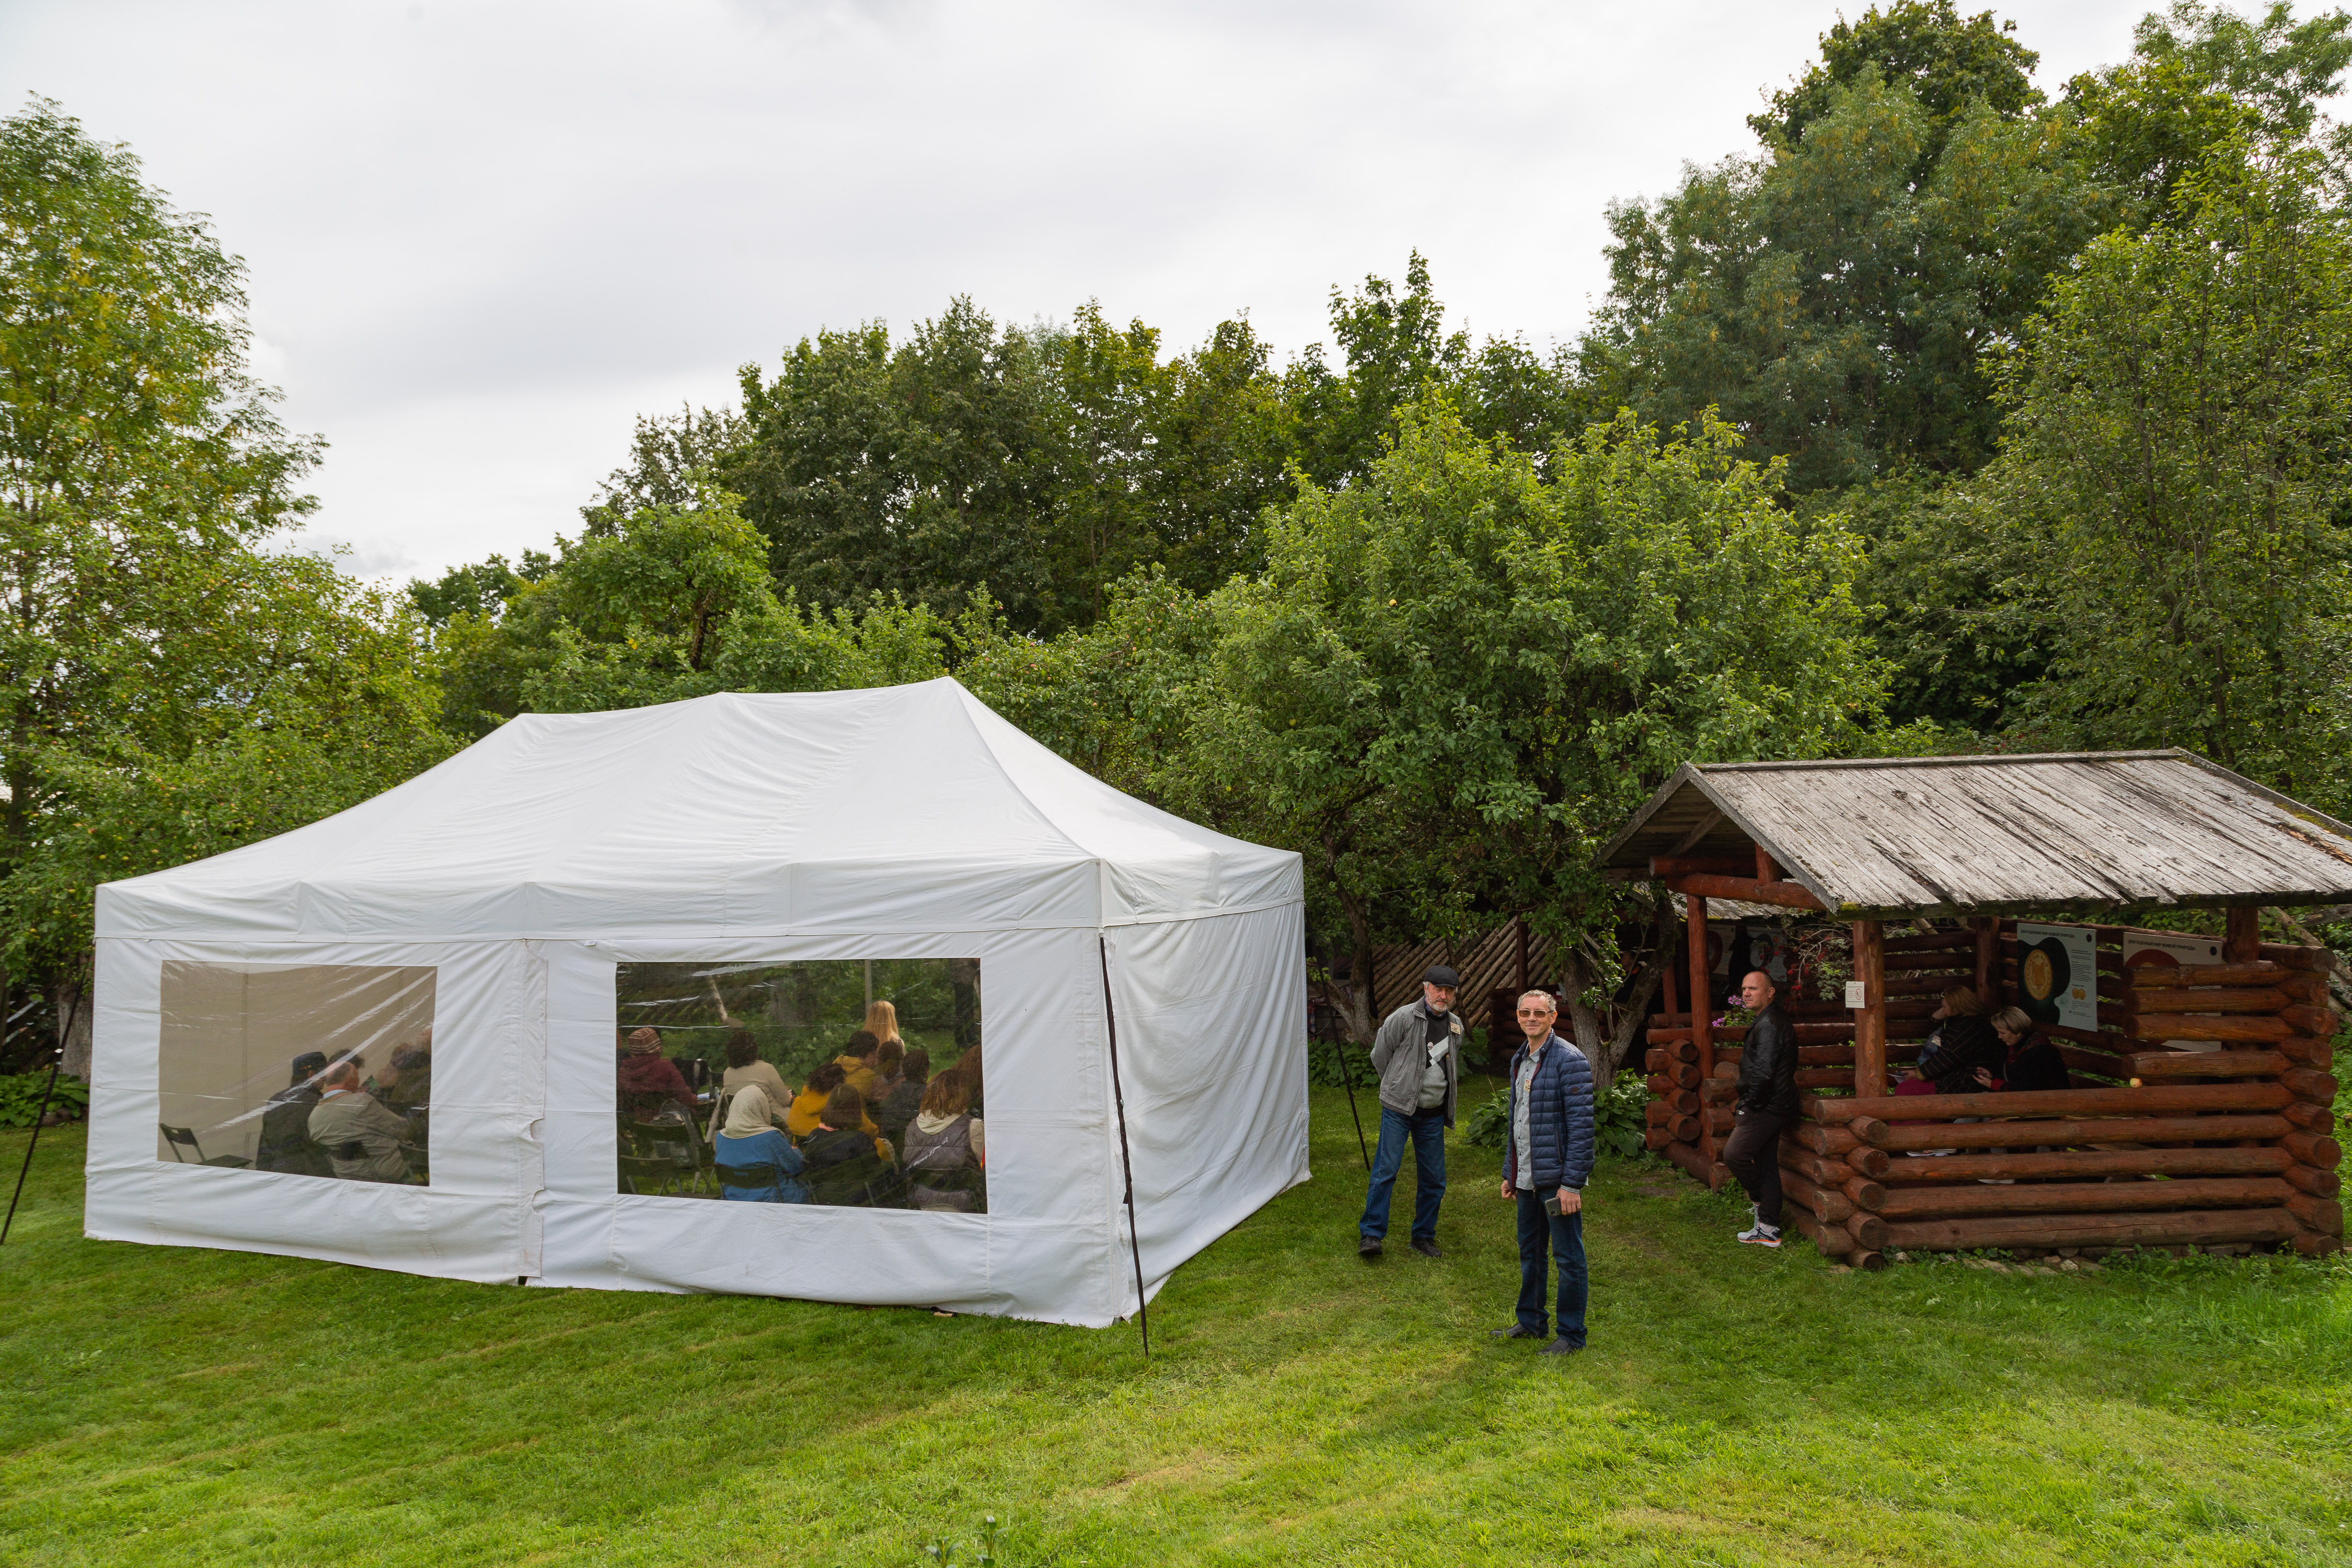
[713,1085,807,1203]
[617,1026,696,1119]
[802,1086,898,1206]
[258,1051,335,1177]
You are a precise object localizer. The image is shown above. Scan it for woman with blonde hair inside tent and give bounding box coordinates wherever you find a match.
[862,999,903,1051]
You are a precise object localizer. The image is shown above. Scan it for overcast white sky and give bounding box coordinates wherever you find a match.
[5,0,2164,584]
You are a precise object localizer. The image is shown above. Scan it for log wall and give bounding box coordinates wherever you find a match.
[1642,914,2345,1260]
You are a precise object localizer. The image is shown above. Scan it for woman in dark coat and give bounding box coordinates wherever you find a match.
[1974,1005,2072,1093]
[801,1086,899,1206]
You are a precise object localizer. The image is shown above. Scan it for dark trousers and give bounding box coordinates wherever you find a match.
[1723,1108,1794,1227]
[1359,1105,1446,1243]
[1514,1189,1588,1343]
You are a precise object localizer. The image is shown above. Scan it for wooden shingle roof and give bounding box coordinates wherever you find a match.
[1595,750,2352,918]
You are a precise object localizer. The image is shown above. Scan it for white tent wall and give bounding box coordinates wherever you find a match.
[1105,904,1310,1302]
[84,681,1309,1325]
[86,937,541,1284]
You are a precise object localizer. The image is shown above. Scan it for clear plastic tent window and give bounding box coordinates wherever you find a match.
[615,959,986,1213]
[157,962,436,1184]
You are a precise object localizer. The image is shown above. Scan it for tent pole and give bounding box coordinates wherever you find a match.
[1336,1033,1369,1170]
[1098,937,1149,1359]
[2,985,76,1246]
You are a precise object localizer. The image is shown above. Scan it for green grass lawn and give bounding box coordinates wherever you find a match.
[5,1087,2349,1567]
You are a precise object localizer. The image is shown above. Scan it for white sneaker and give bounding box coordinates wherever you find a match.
[1737,1221,1783,1248]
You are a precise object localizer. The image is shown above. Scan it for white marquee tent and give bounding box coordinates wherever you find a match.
[86,680,1309,1325]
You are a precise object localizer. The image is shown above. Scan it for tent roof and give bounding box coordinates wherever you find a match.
[1594,749,2352,918]
[98,680,1300,940]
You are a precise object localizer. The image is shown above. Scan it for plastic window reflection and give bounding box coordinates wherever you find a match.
[614,959,984,1212]
[156,962,437,1184]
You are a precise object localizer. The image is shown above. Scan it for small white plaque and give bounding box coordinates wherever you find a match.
[1844,981,1867,1009]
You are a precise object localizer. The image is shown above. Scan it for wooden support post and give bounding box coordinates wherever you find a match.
[1853,918,1887,1099]
[1973,917,2000,1009]
[2226,904,2262,964]
[1515,916,1530,996]
[1687,892,1715,1172]
[1756,845,1779,882]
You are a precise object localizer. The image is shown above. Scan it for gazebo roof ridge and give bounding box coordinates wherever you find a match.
[1595,748,2352,919]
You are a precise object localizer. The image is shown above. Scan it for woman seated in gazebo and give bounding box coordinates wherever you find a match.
[1896,985,2003,1097]
[1973,1006,2071,1093]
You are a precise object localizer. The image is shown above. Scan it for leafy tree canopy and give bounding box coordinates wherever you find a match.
[0,98,445,1029]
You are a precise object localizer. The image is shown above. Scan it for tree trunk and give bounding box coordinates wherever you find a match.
[54,972,93,1081]
[1330,895,1379,1048]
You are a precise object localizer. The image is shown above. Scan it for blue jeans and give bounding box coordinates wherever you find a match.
[1359,1105,1447,1244]
[1515,1189,1588,1343]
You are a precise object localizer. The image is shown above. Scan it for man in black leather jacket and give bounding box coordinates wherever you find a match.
[1723,969,1800,1247]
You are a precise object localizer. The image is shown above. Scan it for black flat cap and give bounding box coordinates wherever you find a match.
[1423,964,1461,987]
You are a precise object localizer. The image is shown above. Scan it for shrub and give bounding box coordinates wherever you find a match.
[0,1072,88,1129]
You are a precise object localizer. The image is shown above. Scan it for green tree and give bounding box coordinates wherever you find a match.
[1753,0,2044,163]
[1597,37,2112,491]
[424,483,956,728]
[1184,396,1892,1077]
[2063,2,2352,220]
[0,100,444,1066]
[728,301,1068,630]
[1986,140,2352,805]
[578,403,747,536]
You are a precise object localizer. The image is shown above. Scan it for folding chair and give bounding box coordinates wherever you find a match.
[619,1153,682,1195]
[158,1123,250,1169]
[630,1120,712,1195]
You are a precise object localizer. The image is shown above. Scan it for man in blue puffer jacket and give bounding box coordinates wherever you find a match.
[1494,989,1595,1355]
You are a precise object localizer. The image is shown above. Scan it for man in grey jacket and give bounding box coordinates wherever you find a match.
[1357,963,1463,1259]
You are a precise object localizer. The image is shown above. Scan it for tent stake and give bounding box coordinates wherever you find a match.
[1098,937,1149,1360]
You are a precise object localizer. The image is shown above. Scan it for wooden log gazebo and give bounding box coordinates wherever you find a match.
[1595,750,2347,1268]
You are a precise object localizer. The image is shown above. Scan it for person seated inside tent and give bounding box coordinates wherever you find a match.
[785,1063,878,1140]
[376,1030,433,1114]
[720,1029,794,1133]
[1896,985,2003,1097]
[903,1069,985,1212]
[257,1051,334,1177]
[833,1030,884,1099]
[802,1086,899,1205]
[370,1037,433,1118]
[949,1044,984,1118]
[618,1026,696,1120]
[876,1047,928,1147]
[713,1085,807,1203]
[1975,1005,2072,1093]
[873,1038,906,1098]
[307,1059,415,1183]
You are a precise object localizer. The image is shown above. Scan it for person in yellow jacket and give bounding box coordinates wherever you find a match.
[785,1062,890,1158]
